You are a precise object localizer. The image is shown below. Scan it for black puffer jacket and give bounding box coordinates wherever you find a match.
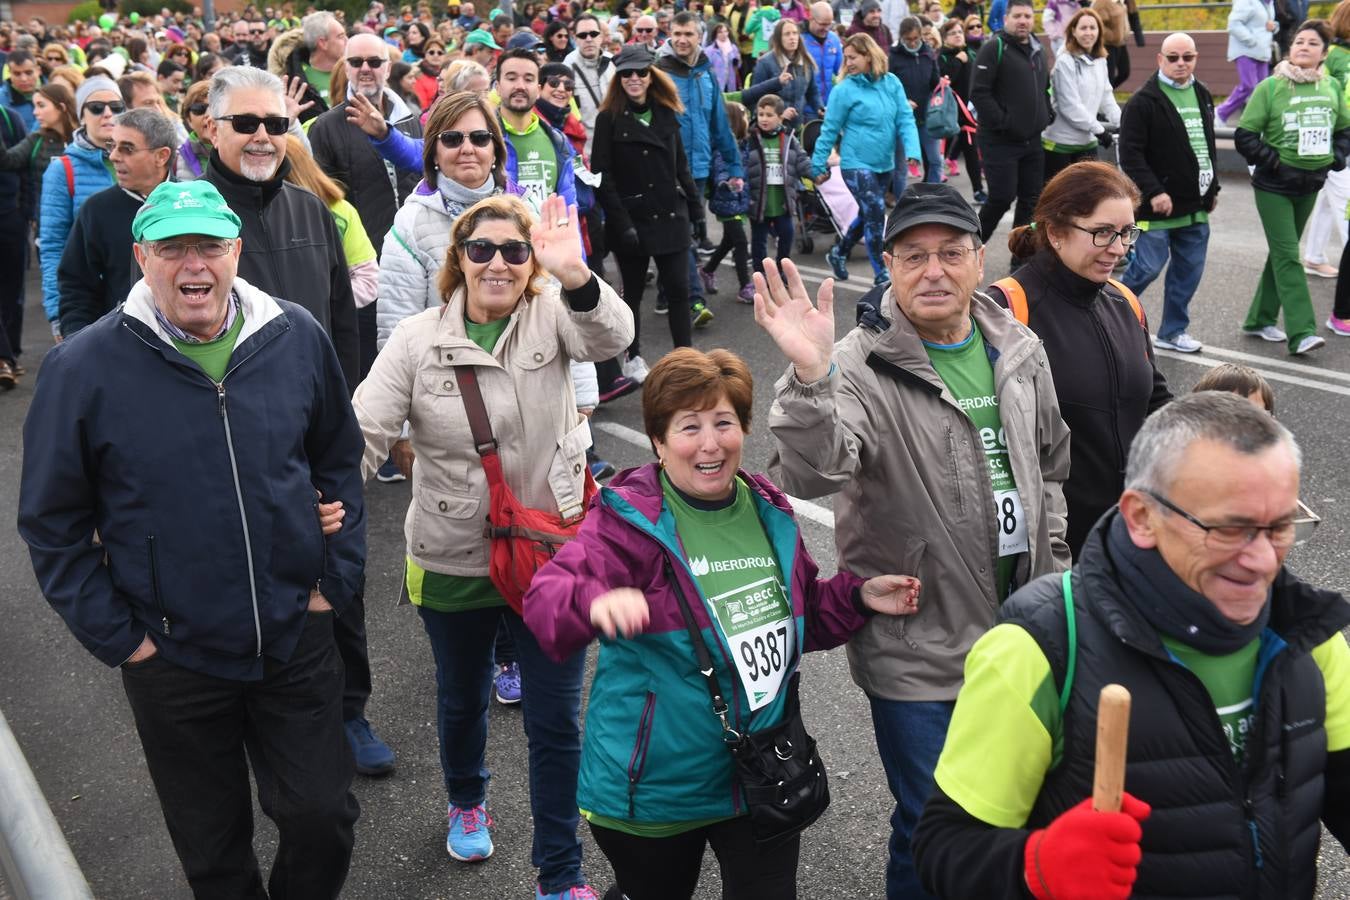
[915,511,1350,899]
[889,42,940,124]
[988,250,1171,558]
[592,100,701,256]
[1235,125,1349,197]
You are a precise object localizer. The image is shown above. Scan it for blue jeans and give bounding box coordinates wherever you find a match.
[868,697,955,900]
[920,131,944,184]
[752,214,795,273]
[1121,221,1210,340]
[417,604,585,893]
[841,168,890,277]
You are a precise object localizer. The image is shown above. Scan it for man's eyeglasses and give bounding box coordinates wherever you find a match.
[634,26,655,33]
[84,100,126,116]
[1144,491,1321,550]
[892,244,978,271]
[574,29,601,38]
[545,76,575,91]
[346,55,387,69]
[619,67,650,79]
[146,238,234,260]
[216,113,291,135]
[1163,52,1197,63]
[1070,223,1141,247]
[112,142,151,155]
[437,128,494,148]
[460,238,532,265]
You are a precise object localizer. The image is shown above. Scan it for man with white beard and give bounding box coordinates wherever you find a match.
[203,65,359,390]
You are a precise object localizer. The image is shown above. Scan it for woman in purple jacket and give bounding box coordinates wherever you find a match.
[524,348,920,900]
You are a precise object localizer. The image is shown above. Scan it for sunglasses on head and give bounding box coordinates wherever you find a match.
[574,29,601,38]
[216,113,291,135]
[619,67,650,79]
[85,100,126,116]
[461,238,532,265]
[187,102,209,116]
[437,128,494,148]
[346,55,387,69]
[1163,52,1197,62]
[545,76,575,90]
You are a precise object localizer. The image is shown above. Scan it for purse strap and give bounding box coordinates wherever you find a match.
[663,557,743,744]
[454,366,499,460]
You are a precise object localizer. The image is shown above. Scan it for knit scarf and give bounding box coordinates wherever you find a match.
[1274,59,1324,84]
[535,98,570,132]
[1105,513,1270,655]
[436,171,497,217]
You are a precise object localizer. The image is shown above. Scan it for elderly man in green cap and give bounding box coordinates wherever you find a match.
[18,179,367,899]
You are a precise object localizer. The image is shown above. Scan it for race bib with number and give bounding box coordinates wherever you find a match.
[1198,160,1214,196]
[1299,124,1331,157]
[704,575,795,711]
[765,161,785,185]
[994,487,1029,557]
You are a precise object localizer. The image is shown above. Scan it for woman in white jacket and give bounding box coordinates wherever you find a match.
[1042,9,1121,182]
[1216,0,1277,123]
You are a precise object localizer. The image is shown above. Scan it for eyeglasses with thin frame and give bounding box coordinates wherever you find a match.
[437,128,494,149]
[619,67,650,79]
[85,100,127,116]
[112,142,152,156]
[460,238,532,265]
[1144,490,1320,550]
[892,243,979,272]
[346,55,387,69]
[1163,52,1197,63]
[545,76,575,91]
[216,113,291,135]
[146,238,235,260]
[1070,222,1141,247]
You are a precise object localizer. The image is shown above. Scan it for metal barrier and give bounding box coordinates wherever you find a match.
[0,709,93,900]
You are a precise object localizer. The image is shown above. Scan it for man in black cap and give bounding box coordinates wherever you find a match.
[756,181,1071,900]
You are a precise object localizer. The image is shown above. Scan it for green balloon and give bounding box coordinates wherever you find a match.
[129,12,140,23]
[98,12,115,28]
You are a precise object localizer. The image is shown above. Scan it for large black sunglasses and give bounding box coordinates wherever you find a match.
[346,55,387,69]
[85,100,127,116]
[461,239,532,265]
[437,129,494,149]
[216,113,291,135]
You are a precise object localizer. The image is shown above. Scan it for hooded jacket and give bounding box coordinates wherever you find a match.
[803,27,844,108]
[1043,51,1121,147]
[1227,0,1276,63]
[524,464,869,824]
[810,72,922,175]
[1119,72,1221,222]
[745,127,814,221]
[267,28,328,123]
[889,41,941,124]
[38,132,114,324]
[656,44,746,182]
[970,30,1052,142]
[768,288,1072,701]
[18,277,367,680]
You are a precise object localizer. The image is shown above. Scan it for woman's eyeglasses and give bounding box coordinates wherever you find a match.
[460,238,532,265]
[545,76,575,91]
[187,103,209,116]
[1070,223,1141,247]
[438,129,494,149]
[84,100,127,116]
[216,113,291,135]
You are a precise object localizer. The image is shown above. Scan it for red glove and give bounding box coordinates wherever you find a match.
[1023,793,1150,900]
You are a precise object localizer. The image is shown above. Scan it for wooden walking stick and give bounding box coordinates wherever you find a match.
[1093,684,1132,813]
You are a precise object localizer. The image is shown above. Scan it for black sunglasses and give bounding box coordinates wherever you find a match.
[249,27,266,34]
[545,76,575,90]
[438,129,494,149]
[346,55,387,69]
[461,238,532,265]
[85,100,126,115]
[1163,52,1197,62]
[634,26,655,33]
[574,29,601,38]
[187,102,209,116]
[618,67,650,79]
[216,113,291,135]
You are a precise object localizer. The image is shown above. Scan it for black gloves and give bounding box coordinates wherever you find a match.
[620,226,641,253]
[1098,130,1114,149]
[691,216,708,243]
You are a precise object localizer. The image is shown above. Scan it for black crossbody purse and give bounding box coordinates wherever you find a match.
[663,558,830,849]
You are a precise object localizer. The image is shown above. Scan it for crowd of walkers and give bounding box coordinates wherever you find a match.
[6,0,1350,898]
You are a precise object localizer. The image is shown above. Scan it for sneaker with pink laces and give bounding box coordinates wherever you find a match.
[446,803,493,861]
[536,884,600,899]
[1328,315,1350,336]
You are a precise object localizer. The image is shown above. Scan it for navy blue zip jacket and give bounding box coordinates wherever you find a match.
[18,277,367,680]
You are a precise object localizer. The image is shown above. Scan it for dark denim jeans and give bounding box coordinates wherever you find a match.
[417,604,585,894]
[751,213,795,274]
[120,611,359,900]
[868,697,956,900]
[1122,222,1210,341]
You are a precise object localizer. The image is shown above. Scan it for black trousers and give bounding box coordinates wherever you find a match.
[615,247,692,358]
[356,302,378,381]
[977,136,1045,242]
[1043,146,1098,183]
[0,220,27,359]
[334,591,371,722]
[121,612,359,900]
[1106,43,1131,88]
[591,817,800,900]
[946,128,984,194]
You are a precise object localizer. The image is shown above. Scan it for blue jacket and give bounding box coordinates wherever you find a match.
[656,46,745,182]
[751,53,823,123]
[0,82,37,131]
[802,28,844,111]
[811,72,921,176]
[18,279,367,680]
[39,135,113,323]
[988,0,1007,32]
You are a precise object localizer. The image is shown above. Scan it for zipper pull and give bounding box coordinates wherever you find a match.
[216,383,226,417]
[1245,797,1264,870]
[162,617,171,636]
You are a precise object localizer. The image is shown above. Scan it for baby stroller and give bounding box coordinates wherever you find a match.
[796,118,857,255]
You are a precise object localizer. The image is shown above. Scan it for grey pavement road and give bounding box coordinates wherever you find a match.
[2,169,1350,900]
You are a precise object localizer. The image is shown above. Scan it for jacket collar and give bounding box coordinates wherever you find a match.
[1025,248,1105,309]
[208,150,291,206]
[601,463,800,531]
[122,275,286,350]
[430,285,523,364]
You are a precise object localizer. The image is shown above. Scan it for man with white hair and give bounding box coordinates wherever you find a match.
[267,10,348,123]
[631,14,661,50]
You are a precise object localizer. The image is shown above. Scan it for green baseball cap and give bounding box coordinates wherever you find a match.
[464,28,502,50]
[132,181,243,243]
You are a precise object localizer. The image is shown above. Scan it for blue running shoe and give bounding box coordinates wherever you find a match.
[375,457,406,483]
[536,885,600,900]
[447,804,494,861]
[345,717,395,775]
[826,244,849,281]
[494,662,522,705]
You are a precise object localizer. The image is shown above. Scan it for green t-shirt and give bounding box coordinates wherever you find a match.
[304,63,333,103]
[404,313,513,613]
[171,306,245,382]
[760,132,788,220]
[1237,74,1350,171]
[744,7,781,56]
[1141,80,1213,231]
[923,320,1023,599]
[504,115,559,217]
[1162,636,1260,761]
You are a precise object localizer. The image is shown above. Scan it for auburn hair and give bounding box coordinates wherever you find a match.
[642,348,754,450]
[1007,161,1140,258]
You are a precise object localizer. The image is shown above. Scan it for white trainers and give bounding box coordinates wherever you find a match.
[1243,325,1287,343]
[623,355,650,384]
[1153,332,1203,353]
[1303,260,1339,278]
[1293,334,1326,355]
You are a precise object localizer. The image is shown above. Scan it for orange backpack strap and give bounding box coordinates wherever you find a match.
[1108,278,1147,330]
[991,276,1028,325]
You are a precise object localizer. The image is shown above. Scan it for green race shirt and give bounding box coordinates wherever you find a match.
[503,114,558,217]
[404,313,513,613]
[171,307,244,382]
[1237,74,1350,171]
[759,132,787,219]
[304,63,332,103]
[1162,636,1260,761]
[923,320,1022,599]
[1143,80,1213,231]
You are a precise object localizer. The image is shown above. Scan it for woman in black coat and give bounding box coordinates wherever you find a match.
[937,18,983,199]
[590,45,702,382]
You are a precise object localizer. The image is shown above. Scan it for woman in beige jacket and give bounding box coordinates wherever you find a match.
[351,193,633,899]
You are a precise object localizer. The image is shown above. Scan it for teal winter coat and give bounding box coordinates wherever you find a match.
[810,71,921,176]
[39,134,113,323]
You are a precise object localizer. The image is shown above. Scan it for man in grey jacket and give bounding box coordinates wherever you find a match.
[755,182,1072,900]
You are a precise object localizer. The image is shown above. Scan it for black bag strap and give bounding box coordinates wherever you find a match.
[662,557,741,743]
[453,367,498,459]
[572,62,604,109]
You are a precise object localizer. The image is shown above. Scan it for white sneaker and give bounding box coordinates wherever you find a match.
[623,355,650,384]
[1293,334,1326,355]
[1243,325,1288,343]
[1153,332,1203,353]
[1303,260,1340,278]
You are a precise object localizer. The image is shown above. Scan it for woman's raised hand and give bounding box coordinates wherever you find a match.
[530,194,592,290]
[589,588,652,639]
[284,75,316,122]
[752,258,835,384]
[860,575,922,616]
